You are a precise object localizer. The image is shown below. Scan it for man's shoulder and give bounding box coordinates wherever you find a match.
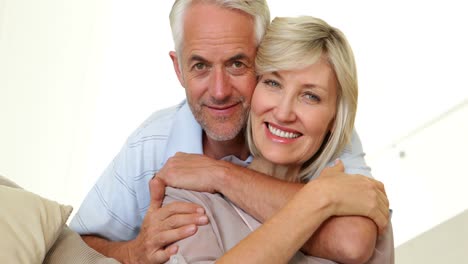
[127,101,186,144]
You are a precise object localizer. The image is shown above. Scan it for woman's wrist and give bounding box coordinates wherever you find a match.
[299,179,335,219]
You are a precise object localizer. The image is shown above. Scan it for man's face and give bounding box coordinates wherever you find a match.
[171,3,257,142]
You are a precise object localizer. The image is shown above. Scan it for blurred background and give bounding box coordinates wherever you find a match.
[1,0,467,262]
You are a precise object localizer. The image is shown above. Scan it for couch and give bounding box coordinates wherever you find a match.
[0,174,120,263]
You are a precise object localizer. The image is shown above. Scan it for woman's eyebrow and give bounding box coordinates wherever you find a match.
[271,71,283,80]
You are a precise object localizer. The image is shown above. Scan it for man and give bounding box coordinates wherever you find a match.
[70,1,392,263]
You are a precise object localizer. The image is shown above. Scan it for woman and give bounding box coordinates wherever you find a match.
[163,16,392,263]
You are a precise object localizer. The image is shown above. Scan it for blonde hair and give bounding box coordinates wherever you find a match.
[247,16,358,182]
[169,0,270,54]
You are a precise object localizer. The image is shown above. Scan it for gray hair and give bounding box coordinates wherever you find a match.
[169,0,270,55]
[247,16,359,182]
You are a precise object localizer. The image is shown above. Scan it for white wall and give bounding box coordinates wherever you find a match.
[369,100,468,246]
[0,0,105,206]
[1,0,467,253]
[396,209,468,263]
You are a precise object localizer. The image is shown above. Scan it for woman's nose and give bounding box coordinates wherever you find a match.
[273,97,296,122]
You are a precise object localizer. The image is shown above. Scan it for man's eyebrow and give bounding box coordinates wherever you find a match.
[229,53,250,63]
[189,53,251,64]
[189,55,207,63]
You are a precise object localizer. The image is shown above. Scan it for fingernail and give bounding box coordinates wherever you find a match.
[198,215,209,224]
[186,224,196,234]
[196,207,205,214]
[169,245,178,254]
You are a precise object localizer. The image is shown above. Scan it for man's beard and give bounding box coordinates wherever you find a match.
[189,97,250,141]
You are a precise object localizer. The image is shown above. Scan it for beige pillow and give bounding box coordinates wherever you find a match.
[44,226,121,264]
[0,185,72,263]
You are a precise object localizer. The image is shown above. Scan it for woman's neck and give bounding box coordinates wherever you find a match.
[248,157,301,182]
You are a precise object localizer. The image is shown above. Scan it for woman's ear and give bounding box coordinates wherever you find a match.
[169,51,184,87]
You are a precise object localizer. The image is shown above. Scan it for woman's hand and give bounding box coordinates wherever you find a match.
[313,159,390,234]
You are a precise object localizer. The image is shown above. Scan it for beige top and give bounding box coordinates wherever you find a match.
[163,187,394,264]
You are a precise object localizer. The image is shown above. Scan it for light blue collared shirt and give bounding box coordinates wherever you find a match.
[70,101,208,240]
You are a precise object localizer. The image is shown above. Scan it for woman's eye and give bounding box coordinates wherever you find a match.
[263,79,281,88]
[304,93,321,102]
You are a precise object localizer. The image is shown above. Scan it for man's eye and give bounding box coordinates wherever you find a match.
[263,79,281,88]
[227,61,248,75]
[193,63,206,70]
[232,61,245,68]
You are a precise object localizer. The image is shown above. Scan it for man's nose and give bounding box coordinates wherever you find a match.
[209,66,232,101]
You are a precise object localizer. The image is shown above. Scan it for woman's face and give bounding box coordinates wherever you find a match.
[251,59,338,167]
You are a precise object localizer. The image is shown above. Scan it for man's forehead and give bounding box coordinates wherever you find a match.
[182,3,256,46]
[179,3,257,63]
[183,18,256,48]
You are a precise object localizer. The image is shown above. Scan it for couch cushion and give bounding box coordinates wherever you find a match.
[0,174,22,188]
[44,226,121,264]
[0,175,121,264]
[0,175,72,263]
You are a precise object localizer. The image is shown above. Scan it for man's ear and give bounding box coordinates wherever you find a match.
[169,51,184,87]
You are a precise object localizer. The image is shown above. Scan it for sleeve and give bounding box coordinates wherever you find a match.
[163,188,224,264]
[365,221,395,264]
[69,142,142,241]
[336,129,373,177]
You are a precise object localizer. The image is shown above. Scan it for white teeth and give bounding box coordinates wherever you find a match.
[267,124,300,139]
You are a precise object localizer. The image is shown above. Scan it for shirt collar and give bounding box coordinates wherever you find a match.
[162,100,253,166]
[162,100,203,165]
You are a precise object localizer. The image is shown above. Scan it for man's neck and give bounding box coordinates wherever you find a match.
[203,133,250,161]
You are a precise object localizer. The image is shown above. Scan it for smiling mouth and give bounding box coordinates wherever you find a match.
[208,104,237,110]
[266,123,301,139]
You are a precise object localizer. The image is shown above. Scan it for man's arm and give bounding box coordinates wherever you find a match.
[79,225,195,264]
[302,216,378,263]
[77,178,208,264]
[159,154,385,264]
[80,235,167,264]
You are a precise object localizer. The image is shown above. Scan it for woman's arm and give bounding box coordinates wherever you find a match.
[159,155,389,263]
[162,187,341,264]
[218,161,390,264]
[218,180,331,263]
